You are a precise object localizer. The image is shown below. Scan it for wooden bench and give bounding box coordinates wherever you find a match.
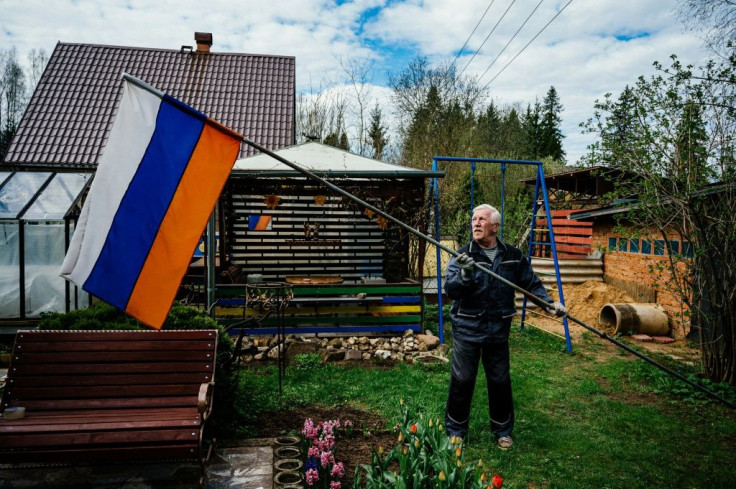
[0,329,217,481]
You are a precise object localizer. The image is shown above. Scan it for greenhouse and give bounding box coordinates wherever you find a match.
[0,171,92,319]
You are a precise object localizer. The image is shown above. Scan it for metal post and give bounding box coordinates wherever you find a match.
[521,166,542,331]
[206,212,216,316]
[538,165,572,352]
[469,162,475,242]
[500,162,506,241]
[432,158,445,344]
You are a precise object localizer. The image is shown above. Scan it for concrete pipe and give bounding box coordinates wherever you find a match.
[599,303,669,336]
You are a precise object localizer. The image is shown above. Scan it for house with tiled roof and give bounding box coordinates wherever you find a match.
[0,33,295,323]
[3,32,295,170]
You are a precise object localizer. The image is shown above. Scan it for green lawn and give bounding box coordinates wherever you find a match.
[236,325,736,489]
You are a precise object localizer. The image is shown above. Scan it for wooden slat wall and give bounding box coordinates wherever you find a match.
[222,177,425,283]
[533,209,593,258]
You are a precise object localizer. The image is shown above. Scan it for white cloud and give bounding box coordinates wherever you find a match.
[2,0,713,164]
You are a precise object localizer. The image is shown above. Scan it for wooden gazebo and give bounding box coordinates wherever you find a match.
[209,142,445,335]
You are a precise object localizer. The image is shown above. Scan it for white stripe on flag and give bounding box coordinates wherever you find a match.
[60,82,161,286]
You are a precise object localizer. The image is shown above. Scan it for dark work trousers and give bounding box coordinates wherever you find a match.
[445,337,514,439]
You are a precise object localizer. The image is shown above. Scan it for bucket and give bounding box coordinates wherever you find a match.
[599,303,669,335]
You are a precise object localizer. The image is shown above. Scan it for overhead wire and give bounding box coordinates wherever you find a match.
[481,0,575,90]
[458,0,517,79]
[451,0,496,69]
[476,0,546,84]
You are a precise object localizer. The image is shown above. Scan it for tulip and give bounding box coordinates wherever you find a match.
[455,446,462,458]
[492,474,503,488]
[414,438,420,449]
[397,432,403,442]
[438,471,446,482]
[480,472,487,482]
[429,418,434,428]
[410,424,418,434]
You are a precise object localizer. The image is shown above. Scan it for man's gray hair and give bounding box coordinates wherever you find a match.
[473,204,501,224]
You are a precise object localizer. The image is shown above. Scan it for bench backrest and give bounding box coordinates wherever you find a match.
[1,330,218,413]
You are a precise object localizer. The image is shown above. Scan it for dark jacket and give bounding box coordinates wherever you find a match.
[444,239,552,343]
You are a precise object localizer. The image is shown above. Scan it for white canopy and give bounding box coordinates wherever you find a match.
[232,142,444,178]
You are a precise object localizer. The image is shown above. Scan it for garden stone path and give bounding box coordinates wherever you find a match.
[0,437,276,489]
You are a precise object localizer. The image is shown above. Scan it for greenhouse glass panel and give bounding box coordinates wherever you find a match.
[24,221,68,316]
[0,222,21,317]
[0,172,51,218]
[0,172,11,186]
[22,173,91,220]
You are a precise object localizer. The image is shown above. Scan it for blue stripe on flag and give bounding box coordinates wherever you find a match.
[83,99,205,309]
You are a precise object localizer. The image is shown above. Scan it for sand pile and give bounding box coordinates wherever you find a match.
[547,280,635,328]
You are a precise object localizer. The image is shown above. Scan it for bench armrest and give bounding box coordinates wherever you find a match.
[198,382,214,419]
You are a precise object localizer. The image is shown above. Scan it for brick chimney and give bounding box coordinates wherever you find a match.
[194,32,213,53]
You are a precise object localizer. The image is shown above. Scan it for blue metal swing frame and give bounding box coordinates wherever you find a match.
[430,156,572,352]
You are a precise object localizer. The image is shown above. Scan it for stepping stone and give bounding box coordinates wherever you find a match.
[631,334,653,342]
[652,336,676,344]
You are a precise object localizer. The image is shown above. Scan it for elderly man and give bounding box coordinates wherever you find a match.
[444,204,566,450]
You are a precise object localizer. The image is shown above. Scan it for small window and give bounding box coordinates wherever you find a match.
[629,239,639,253]
[641,240,652,254]
[654,240,665,256]
[682,241,694,258]
[608,237,617,252]
[618,238,627,252]
[668,241,680,255]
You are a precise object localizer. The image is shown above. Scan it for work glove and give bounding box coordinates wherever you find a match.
[546,301,567,317]
[456,253,475,280]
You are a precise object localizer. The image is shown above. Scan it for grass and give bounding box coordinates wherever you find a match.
[235,325,736,489]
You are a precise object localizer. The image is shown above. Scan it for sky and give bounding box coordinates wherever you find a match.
[2,0,712,165]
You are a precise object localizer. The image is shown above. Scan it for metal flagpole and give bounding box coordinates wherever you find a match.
[240,136,735,410]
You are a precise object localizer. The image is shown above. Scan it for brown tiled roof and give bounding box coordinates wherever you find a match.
[3,41,295,169]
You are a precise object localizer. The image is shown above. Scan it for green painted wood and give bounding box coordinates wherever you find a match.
[211,283,421,298]
[220,314,421,327]
[291,285,421,296]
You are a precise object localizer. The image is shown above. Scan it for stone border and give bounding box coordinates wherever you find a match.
[236,330,450,365]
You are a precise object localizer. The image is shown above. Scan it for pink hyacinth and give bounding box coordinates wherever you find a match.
[303,418,318,440]
[330,481,342,489]
[320,450,335,468]
[307,446,319,458]
[330,462,345,478]
[306,468,319,486]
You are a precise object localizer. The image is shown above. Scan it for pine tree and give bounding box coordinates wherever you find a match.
[539,86,565,161]
[522,101,542,160]
[366,104,388,160]
[323,131,349,150]
[475,102,502,156]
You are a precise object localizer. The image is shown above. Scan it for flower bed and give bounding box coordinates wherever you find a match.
[302,400,503,489]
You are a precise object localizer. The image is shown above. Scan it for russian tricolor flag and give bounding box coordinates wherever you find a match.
[60,75,241,328]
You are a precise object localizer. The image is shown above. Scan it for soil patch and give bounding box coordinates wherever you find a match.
[253,405,397,480]
[524,281,700,363]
